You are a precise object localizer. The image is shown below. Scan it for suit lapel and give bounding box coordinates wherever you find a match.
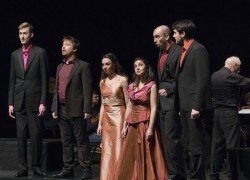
[25,46,36,72]
[157,51,162,79]
[180,40,196,68]
[160,44,176,80]
[17,49,25,75]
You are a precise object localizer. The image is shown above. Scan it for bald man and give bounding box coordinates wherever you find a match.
[153,25,185,180]
[210,56,250,180]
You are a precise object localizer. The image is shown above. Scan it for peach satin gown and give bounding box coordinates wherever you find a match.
[99,77,126,180]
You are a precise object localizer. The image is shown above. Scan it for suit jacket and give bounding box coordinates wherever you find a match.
[8,45,48,111]
[157,43,182,111]
[176,40,212,111]
[51,58,92,117]
[212,66,250,107]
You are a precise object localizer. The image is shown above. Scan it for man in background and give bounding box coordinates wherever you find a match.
[210,56,250,180]
[88,90,101,144]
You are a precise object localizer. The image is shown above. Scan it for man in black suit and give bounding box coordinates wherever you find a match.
[172,19,212,180]
[8,22,48,177]
[51,35,92,179]
[210,56,250,180]
[153,25,185,180]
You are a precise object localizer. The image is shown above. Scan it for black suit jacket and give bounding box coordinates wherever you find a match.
[212,66,250,107]
[8,45,48,111]
[51,58,92,117]
[157,43,182,111]
[176,40,212,111]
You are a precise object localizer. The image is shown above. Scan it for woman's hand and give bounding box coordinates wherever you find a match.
[121,125,128,137]
[97,124,102,135]
[146,128,154,140]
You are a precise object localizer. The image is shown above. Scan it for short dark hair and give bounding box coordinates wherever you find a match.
[63,35,80,52]
[172,19,196,39]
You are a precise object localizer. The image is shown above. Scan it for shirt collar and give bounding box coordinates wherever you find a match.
[161,44,173,54]
[63,58,76,64]
[22,44,32,55]
[183,39,194,51]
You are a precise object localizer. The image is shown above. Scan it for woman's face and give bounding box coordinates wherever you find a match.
[134,59,146,76]
[102,58,114,75]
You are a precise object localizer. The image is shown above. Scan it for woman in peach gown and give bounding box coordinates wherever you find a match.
[97,53,129,180]
[113,57,168,180]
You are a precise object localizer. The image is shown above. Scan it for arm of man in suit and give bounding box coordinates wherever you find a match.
[191,46,210,119]
[82,63,92,118]
[38,49,49,116]
[8,53,16,118]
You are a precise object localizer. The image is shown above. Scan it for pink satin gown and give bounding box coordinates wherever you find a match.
[113,81,168,180]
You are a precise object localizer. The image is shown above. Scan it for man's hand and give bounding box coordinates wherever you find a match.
[9,105,15,118]
[159,89,168,97]
[52,112,58,118]
[191,109,200,119]
[38,104,46,116]
[84,113,91,119]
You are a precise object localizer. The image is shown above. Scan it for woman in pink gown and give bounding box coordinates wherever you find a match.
[97,53,129,180]
[114,57,168,180]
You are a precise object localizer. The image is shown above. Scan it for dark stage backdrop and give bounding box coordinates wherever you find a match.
[1,0,249,137]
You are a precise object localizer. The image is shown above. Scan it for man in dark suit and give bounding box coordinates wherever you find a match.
[51,35,92,179]
[153,25,185,180]
[210,56,250,180]
[172,19,212,180]
[8,22,48,177]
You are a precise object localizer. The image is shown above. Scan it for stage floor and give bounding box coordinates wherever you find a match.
[0,138,229,180]
[0,163,100,179]
[0,165,229,180]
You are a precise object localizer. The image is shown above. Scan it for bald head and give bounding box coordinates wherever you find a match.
[153,25,173,50]
[154,25,171,37]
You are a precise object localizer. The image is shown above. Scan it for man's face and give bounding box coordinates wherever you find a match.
[19,27,33,46]
[92,93,99,106]
[173,30,183,45]
[153,28,167,51]
[233,63,241,73]
[62,40,75,57]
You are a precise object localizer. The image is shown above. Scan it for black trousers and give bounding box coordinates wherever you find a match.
[180,110,206,180]
[210,107,240,178]
[159,110,185,179]
[59,106,91,173]
[15,108,42,170]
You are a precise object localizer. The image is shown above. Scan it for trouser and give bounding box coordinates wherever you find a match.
[210,107,240,179]
[180,110,206,180]
[59,106,91,173]
[15,108,42,170]
[159,110,185,179]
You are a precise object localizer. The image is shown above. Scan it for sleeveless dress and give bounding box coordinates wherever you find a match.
[113,81,168,180]
[100,77,126,180]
